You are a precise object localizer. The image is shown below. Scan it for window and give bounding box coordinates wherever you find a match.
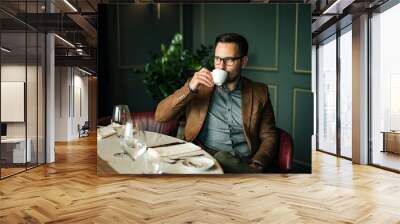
[317,35,337,154]
[317,26,353,159]
[371,2,400,171]
[339,28,352,158]
[0,1,47,179]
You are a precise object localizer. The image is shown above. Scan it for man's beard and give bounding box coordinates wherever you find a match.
[225,70,241,83]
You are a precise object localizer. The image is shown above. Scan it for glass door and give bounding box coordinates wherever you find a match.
[0,1,47,179]
[1,30,28,178]
[317,35,337,155]
[370,3,400,171]
[339,27,352,159]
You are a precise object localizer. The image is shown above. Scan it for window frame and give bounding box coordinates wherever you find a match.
[316,24,353,161]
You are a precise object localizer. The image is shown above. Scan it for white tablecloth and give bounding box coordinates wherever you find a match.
[97,131,223,174]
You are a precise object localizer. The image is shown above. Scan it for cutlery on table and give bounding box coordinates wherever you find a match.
[163,153,205,164]
[148,141,186,148]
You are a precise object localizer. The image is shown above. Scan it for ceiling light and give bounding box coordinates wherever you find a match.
[78,67,92,76]
[76,48,86,55]
[1,47,11,53]
[54,34,75,48]
[323,0,342,14]
[63,0,78,12]
[322,0,354,15]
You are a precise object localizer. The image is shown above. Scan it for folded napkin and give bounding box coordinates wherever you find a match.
[150,142,202,158]
[97,125,116,139]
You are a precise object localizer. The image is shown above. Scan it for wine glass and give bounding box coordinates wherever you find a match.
[145,148,161,174]
[121,121,147,160]
[111,105,131,137]
[111,105,131,158]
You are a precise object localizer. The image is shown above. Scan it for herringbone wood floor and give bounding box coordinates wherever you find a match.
[0,135,399,224]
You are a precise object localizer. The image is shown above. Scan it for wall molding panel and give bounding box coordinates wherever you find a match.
[294,4,312,74]
[292,87,313,141]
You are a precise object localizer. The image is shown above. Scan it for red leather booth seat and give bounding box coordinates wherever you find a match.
[273,128,293,172]
[97,112,179,137]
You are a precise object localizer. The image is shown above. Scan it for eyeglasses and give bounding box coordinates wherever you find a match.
[214,56,243,66]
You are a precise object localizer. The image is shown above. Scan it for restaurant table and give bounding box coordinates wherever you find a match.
[97,131,223,175]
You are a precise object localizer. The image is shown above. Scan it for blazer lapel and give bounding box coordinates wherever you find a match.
[186,86,214,141]
[197,86,214,128]
[241,77,253,145]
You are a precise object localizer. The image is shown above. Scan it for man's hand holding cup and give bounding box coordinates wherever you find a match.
[189,68,214,92]
[189,68,228,92]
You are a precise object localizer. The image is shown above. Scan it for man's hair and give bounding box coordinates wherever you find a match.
[215,33,248,56]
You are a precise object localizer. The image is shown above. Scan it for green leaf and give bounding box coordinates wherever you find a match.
[142,33,213,102]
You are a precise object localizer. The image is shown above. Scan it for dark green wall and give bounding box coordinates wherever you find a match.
[100,4,181,117]
[99,4,312,172]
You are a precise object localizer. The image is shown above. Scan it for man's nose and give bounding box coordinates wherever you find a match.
[215,63,225,70]
[217,62,227,70]
[221,63,227,70]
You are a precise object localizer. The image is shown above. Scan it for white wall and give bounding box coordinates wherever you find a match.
[72,72,89,138]
[1,65,39,137]
[55,67,89,141]
[1,63,46,164]
[55,67,69,141]
[1,65,27,140]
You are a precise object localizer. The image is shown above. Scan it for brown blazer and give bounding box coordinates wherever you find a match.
[155,76,278,167]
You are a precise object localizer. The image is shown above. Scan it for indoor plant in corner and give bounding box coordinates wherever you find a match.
[142,33,213,102]
[140,33,214,138]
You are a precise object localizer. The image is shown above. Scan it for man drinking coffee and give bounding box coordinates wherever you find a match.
[155,33,277,173]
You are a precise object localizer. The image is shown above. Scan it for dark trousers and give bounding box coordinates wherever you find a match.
[202,147,261,174]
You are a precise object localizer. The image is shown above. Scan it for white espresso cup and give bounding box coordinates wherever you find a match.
[211,69,228,86]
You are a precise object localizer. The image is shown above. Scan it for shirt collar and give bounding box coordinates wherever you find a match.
[220,76,241,92]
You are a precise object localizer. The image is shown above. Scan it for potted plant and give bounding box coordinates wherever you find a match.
[141,33,214,102]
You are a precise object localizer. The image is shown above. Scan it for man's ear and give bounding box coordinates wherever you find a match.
[241,56,248,68]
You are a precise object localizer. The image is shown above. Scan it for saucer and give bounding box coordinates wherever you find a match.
[181,157,215,171]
